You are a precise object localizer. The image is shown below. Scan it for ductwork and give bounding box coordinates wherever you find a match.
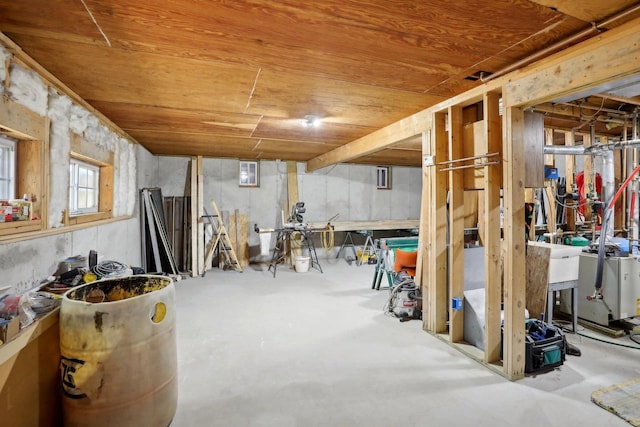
[543,145,585,155]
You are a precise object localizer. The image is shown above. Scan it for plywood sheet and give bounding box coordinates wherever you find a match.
[526,244,551,320]
[229,213,249,267]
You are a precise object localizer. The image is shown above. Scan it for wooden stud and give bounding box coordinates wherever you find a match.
[426,112,448,334]
[40,117,49,227]
[416,130,429,316]
[287,161,301,262]
[483,91,502,364]
[190,157,198,277]
[545,183,557,234]
[502,105,526,380]
[196,156,204,275]
[448,105,464,343]
[523,111,545,188]
[564,132,576,232]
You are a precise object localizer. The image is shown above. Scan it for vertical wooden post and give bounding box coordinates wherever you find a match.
[287,161,301,262]
[41,117,50,228]
[417,130,430,323]
[564,132,576,232]
[190,156,198,277]
[544,129,557,234]
[196,156,204,275]
[190,156,204,277]
[426,112,448,334]
[502,105,526,380]
[448,105,464,343]
[483,92,502,363]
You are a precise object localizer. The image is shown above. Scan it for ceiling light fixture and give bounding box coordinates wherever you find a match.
[304,115,321,128]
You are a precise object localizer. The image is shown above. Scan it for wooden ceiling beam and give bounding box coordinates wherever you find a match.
[305,109,432,171]
[305,79,503,171]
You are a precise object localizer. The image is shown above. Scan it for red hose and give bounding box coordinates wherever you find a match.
[608,164,640,209]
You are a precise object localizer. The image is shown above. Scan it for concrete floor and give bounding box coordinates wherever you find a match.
[171,257,640,427]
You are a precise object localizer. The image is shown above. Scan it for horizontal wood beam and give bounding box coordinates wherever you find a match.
[306,219,419,232]
[305,110,432,172]
[505,16,640,107]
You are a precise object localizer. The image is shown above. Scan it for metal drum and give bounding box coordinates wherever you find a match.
[60,275,177,427]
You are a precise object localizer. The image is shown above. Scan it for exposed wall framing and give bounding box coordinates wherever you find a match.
[416,16,640,379]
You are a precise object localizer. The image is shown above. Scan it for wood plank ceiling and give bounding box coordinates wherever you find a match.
[0,0,638,167]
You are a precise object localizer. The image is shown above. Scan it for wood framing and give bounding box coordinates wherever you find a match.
[287,161,301,261]
[564,131,576,232]
[416,131,429,311]
[483,91,502,364]
[425,112,448,334]
[306,110,433,172]
[502,105,527,379]
[505,16,640,107]
[196,156,204,275]
[0,97,48,234]
[189,156,199,277]
[448,105,465,343]
[0,310,62,426]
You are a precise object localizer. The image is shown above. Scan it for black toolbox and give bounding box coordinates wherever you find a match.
[524,319,566,373]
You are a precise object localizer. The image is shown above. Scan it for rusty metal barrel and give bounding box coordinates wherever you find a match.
[60,275,177,427]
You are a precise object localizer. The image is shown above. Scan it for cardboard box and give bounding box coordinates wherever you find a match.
[0,317,20,344]
[9,200,32,221]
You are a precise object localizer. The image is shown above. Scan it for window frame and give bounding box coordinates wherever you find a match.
[239,160,260,187]
[376,166,391,189]
[0,136,16,201]
[69,157,100,215]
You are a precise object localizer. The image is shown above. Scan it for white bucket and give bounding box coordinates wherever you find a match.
[295,256,310,273]
[259,233,271,256]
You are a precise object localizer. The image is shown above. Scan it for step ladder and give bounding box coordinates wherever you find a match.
[203,200,243,273]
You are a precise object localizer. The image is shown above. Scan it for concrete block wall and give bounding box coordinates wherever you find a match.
[155,157,422,261]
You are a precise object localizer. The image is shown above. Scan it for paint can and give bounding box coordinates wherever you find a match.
[60,275,177,427]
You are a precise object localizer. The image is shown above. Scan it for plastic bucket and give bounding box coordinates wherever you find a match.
[295,256,310,273]
[259,232,271,256]
[60,275,177,427]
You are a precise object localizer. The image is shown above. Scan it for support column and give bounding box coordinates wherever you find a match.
[448,105,464,343]
[426,112,448,334]
[483,92,502,363]
[502,106,526,379]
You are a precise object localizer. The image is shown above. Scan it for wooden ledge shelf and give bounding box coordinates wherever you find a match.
[0,219,42,237]
[0,308,62,426]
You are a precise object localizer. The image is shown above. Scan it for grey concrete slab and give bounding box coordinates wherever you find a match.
[172,260,635,427]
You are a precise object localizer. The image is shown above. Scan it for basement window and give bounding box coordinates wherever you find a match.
[377,166,391,189]
[69,158,100,215]
[0,137,16,200]
[239,160,259,187]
